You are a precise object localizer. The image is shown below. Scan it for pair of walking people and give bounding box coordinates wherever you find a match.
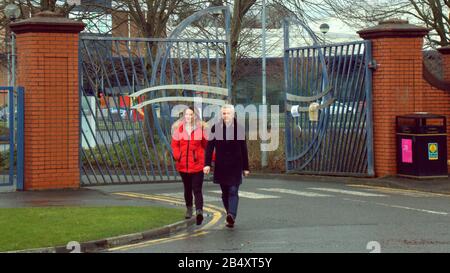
[171,105,250,228]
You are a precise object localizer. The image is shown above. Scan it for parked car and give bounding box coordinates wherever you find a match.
[0,107,7,121]
[109,108,129,120]
[327,101,355,115]
[0,107,16,121]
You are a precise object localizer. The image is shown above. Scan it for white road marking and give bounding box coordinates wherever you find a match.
[259,188,332,197]
[343,198,368,203]
[373,202,448,216]
[209,190,280,199]
[344,198,448,216]
[308,187,386,197]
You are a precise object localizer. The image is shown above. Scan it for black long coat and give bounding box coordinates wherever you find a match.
[204,118,249,186]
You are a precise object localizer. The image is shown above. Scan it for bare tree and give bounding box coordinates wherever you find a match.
[0,0,97,84]
[322,0,449,48]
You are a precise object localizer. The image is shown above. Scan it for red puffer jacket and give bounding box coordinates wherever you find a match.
[171,122,208,173]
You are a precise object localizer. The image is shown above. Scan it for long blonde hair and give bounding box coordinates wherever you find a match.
[172,106,205,131]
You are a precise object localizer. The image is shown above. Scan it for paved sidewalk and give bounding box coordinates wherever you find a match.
[359,176,450,194]
[0,187,166,208]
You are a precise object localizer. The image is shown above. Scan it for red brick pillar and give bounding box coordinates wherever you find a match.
[10,12,84,190]
[357,19,429,177]
[437,46,450,82]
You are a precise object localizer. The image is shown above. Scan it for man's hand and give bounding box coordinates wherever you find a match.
[203,166,211,175]
[243,170,250,177]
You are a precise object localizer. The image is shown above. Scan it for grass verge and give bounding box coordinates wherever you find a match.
[0,206,184,252]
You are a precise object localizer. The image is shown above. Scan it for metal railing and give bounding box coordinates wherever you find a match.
[0,86,24,190]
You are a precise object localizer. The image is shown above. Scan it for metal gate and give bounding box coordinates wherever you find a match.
[0,86,24,191]
[79,6,231,185]
[284,19,374,176]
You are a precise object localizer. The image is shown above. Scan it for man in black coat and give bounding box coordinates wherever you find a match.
[204,104,250,228]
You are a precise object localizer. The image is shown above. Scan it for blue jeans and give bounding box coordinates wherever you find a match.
[220,184,240,218]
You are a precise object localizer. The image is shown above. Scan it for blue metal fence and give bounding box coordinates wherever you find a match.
[0,86,24,190]
[79,6,231,185]
[284,31,374,176]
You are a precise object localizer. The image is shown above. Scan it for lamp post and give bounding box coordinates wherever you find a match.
[319,23,329,44]
[319,23,329,108]
[3,3,20,128]
[261,0,268,168]
[4,3,21,87]
[4,3,20,20]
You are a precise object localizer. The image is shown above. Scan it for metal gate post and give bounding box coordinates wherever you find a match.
[16,86,24,190]
[8,86,14,185]
[364,41,375,177]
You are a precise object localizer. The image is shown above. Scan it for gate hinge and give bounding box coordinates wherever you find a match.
[368,59,378,70]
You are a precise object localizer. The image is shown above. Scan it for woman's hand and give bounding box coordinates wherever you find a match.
[243,170,250,177]
[203,166,211,174]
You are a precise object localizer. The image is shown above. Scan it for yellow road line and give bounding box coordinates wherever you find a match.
[108,192,225,251]
[114,192,226,228]
[347,184,450,197]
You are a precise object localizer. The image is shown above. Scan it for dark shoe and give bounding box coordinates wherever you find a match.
[196,209,203,225]
[225,214,235,228]
[185,207,193,219]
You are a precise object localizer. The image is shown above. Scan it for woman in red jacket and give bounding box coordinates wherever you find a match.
[171,106,208,225]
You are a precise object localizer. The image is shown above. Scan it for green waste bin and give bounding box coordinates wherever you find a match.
[396,113,448,179]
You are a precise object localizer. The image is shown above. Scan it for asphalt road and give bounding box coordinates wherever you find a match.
[90,177,450,253]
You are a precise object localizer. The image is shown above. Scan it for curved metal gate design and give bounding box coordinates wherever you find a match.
[284,19,374,176]
[79,6,231,185]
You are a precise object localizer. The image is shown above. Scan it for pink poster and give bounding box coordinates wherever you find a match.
[401,139,413,163]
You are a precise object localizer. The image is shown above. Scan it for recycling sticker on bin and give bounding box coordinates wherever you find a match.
[428,143,438,160]
[401,139,413,163]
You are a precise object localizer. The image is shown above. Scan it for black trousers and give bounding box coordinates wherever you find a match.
[180,171,204,210]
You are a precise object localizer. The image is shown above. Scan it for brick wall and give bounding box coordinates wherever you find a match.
[111,11,145,56]
[438,48,450,82]
[0,65,7,86]
[443,55,450,80]
[112,11,129,56]
[422,84,450,173]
